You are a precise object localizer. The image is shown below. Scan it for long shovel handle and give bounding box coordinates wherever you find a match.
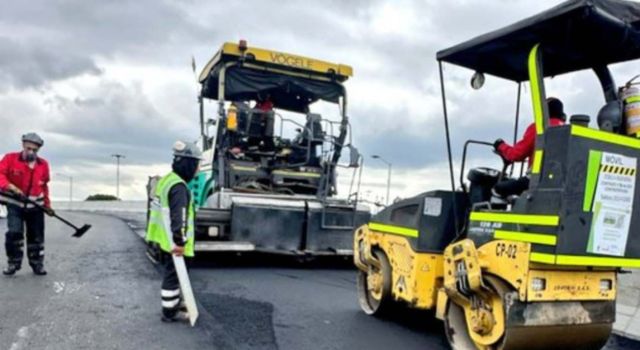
[1,190,79,230]
[1,190,91,237]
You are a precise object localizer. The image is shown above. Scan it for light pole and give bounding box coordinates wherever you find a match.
[371,155,392,205]
[56,173,73,207]
[111,154,125,199]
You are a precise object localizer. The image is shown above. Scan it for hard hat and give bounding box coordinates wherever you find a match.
[21,132,44,147]
[173,140,202,159]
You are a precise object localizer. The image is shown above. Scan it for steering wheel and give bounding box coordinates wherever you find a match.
[460,139,514,193]
[473,167,501,178]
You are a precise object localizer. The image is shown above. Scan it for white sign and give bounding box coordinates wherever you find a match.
[423,197,442,217]
[162,210,199,326]
[588,152,637,256]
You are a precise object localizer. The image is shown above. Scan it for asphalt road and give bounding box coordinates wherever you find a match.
[0,212,211,350]
[0,211,638,350]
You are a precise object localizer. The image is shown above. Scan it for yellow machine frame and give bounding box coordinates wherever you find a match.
[199,42,353,84]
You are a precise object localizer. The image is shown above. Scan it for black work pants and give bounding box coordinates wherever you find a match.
[494,177,530,198]
[160,252,182,318]
[5,204,45,269]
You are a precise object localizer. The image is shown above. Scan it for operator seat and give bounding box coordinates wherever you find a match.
[291,114,324,167]
[467,168,501,207]
[597,100,623,132]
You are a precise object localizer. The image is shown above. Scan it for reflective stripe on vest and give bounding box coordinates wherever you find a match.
[145,172,195,257]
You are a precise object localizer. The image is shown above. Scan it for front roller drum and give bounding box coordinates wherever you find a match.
[444,276,614,350]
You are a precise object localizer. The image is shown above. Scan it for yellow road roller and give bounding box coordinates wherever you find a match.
[354,0,640,349]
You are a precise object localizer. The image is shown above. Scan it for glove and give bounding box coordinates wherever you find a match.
[7,184,23,195]
[12,191,28,203]
[44,207,55,217]
[492,139,512,165]
[171,245,185,257]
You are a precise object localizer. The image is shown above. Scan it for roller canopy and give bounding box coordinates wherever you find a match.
[437,0,640,82]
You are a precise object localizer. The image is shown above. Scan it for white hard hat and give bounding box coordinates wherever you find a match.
[173,140,202,159]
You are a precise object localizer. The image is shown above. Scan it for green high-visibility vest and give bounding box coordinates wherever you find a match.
[146,172,195,257]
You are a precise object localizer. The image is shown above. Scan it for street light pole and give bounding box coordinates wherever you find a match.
[56,173,73,207]
[371,155,392,205]
[111,154,125,199]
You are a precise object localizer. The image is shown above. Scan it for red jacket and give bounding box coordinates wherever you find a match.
[497,118,565,167]
[256,100,274,112]
[0,152,51,208]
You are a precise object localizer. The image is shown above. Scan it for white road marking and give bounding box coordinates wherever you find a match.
[9,326,29,350]
[53,281,65,294]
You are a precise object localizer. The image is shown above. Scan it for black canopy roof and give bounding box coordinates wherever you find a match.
[201,65,345,113]
[437,0,640,82]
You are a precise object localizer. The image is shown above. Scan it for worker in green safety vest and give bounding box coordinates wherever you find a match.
[146,140,201,322]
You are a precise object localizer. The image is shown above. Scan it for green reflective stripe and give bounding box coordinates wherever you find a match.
[583,150,602,212]
[272,170,322,178]
[470,212,559,226]
[369,222,419,238]
[556,255,640,267]
[572,125,640,149]
[530,252,640,267]
[532,150,543,174]
[625,96,640,104]
[494,230,557,245]
[530,252,555,264]
[587,201,602,253]
[528,44,544,135]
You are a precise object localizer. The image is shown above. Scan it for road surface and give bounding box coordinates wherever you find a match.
[0,211,637,349]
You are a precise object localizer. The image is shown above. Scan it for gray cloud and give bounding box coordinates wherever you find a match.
[0,36,102,91]
[2,0,639,200]
[0,0,209,90]
[42,80,200,166]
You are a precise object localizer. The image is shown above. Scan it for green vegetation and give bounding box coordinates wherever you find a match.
[85,194,119,201]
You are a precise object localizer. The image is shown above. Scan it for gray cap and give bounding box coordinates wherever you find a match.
[173,140,202,159]
[22,132,44,147]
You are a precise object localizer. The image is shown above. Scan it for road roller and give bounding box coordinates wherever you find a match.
[354,0,640,349]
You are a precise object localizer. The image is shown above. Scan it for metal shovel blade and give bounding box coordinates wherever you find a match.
[72,224,92,238]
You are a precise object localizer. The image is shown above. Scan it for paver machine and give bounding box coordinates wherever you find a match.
[155,41,370,258]
[354,0,640,349]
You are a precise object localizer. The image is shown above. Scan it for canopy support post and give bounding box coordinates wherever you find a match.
[511,83,522,176]
[527,44,549,187]
[593,66,618,103]
[438,61,460,235]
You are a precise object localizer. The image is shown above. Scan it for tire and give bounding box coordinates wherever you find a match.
[357,249,393,316]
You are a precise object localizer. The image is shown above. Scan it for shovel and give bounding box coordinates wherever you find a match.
[0,191,91,237]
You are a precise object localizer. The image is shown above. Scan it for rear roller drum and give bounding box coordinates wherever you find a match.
[357,250,392,316]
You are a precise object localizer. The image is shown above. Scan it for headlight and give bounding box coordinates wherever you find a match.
[600,279,613,291]
[531,277,546,291]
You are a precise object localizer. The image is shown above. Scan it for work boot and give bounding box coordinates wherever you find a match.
[3,264,21,276]
[32,265,47,276]
[161,311,190,323]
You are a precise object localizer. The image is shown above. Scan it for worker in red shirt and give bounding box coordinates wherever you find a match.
[253,94,276,151]
[492,97,566,197]
[0,133,54,276]
[254,94,274,112]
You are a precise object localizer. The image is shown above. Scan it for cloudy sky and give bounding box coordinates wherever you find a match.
[1,0,638,204]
